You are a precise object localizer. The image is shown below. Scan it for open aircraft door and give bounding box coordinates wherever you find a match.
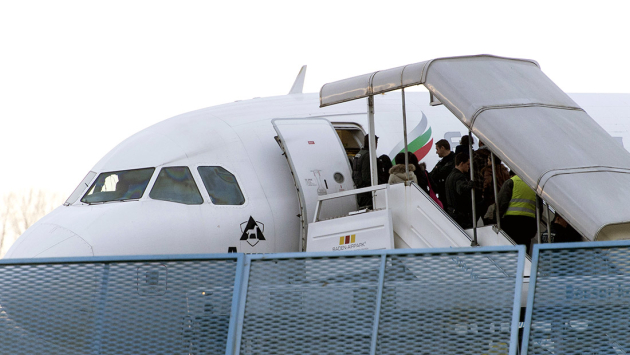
[273,118,357,250]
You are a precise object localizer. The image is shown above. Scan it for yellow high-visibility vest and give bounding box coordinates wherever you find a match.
[505,176,536,218]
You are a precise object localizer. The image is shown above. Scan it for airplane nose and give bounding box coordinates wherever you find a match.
[4,222,93,259]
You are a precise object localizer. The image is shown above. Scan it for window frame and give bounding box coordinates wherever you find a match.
[194,164,248,207]
[148,166,204,205]
[80,167,156,204]
[65,171,98,206]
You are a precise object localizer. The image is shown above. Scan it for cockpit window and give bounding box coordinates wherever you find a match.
[65,171,97,205]
[81,168,155,204]
[149,167,203,205]
[198,166,245,205]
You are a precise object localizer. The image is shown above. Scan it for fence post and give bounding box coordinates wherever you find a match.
[369,254,387,355]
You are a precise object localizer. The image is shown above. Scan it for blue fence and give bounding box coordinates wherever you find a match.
[0,254,244,354]
[0,246,525,354]
[522,241,630,355]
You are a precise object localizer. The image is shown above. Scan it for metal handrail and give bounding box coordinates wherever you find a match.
[313,185,389,223]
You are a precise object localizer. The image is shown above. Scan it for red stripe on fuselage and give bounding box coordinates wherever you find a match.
[414,138,434,162]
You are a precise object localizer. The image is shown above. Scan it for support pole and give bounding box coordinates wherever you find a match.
[491,153,501,231]
[468,131,478,246]
[536,195,542,244]
[401,88,410,186]
[545,202,552,243]
[92,263,110,355]
[367,96,378,205]
[369,254,387,355]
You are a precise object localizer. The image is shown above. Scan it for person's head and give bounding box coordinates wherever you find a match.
[459,135,475,146]
[554,214,568,228]
[394,152,417,166]
[435,139,451,158]
[487,155,502,166]
[394,152,406,166]
[455,153,470,173]
[407,152,419,166]
[363,134,379,149]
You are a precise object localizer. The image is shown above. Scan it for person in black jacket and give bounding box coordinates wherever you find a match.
[454,135,473,156]
[445,153,474,229]
[429,139,455,209]
[541,215,583,243]
[352,135,378,208]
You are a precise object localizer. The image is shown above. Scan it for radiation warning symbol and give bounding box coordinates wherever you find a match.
[240,216,265,247]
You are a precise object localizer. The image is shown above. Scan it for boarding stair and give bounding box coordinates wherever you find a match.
[306,182,517,252]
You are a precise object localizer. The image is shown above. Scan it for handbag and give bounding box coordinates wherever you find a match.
[484,203,496,220]
[425,171,444,209]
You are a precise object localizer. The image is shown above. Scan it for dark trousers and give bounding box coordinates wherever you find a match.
[447,207,473,230]
[454,214,473,230]
[501,215,537,251]
[357,192,373,209]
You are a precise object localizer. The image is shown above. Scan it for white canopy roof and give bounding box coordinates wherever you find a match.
[320,55,630,241]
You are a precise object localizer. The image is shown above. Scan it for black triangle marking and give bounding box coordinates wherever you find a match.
[240,216,265,241]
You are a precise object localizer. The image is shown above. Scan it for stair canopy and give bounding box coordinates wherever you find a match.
[320,55,630,241]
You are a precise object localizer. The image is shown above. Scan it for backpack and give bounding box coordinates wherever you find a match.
[352,152,364,187]
[377,154,393,185]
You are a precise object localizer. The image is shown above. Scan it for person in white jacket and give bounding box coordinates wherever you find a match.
[388,152,418,185]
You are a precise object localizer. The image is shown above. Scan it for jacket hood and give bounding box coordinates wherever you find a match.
[389,164,416,174]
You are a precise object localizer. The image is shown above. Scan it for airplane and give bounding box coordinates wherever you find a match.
[5,55,630,259]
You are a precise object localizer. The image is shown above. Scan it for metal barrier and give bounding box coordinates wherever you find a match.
[235,246,525,355]
[0,254,244,355]
[522,241,630,355]
[0,246,525,355]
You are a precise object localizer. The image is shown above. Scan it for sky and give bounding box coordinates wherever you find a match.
[1,0,629,199]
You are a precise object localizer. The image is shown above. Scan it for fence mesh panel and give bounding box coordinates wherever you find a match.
[239,248,522,355]
[524,243,630,355]
[240,255,382,355]
[377,251,520,355]
[0,247,523,355]
[0,257,239,355]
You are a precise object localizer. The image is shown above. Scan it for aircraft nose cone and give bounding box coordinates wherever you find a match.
[4,222,93,259]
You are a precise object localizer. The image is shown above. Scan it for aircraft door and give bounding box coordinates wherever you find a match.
[273,118,357,247]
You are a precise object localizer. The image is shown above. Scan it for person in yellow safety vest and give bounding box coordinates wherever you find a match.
[497,174,538,251]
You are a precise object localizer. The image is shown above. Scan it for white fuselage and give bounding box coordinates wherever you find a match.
[6,92,630,258]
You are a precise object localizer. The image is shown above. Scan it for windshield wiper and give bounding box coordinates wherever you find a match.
[85,198,139,205]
